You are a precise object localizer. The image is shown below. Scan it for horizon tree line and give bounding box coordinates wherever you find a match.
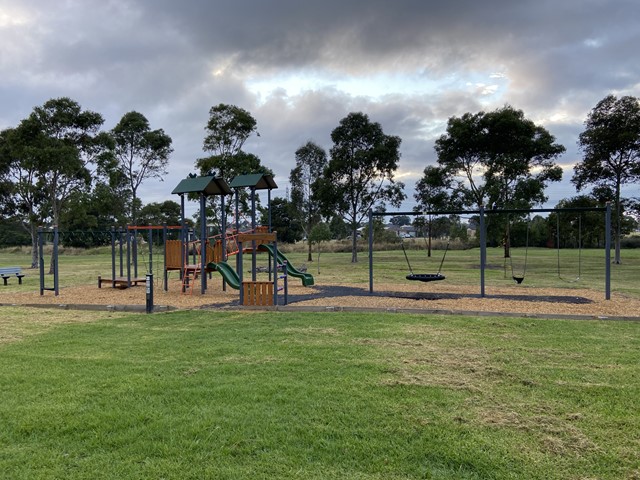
[1,95,639,266]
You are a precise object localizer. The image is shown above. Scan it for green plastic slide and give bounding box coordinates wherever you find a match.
[207,261,241,290]
[257,244,314,286]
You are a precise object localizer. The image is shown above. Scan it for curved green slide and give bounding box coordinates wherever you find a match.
[257,244,314,286]
[207,261,241,290]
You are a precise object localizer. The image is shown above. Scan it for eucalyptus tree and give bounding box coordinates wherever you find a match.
[196,104,269,229]
[434,105,564,256]
[414,165,463,256]
[317,112,405,262]
[27,98,108,229]
[289,141,328,261]
[0,97,108,268]
[0,126,44,266]
[110,111,173,224]
[572,94,640,263]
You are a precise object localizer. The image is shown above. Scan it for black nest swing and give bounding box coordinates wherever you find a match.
[401,240,449,283]
[407,272,446,282]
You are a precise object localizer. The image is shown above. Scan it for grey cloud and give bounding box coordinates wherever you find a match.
[1,0,639,210]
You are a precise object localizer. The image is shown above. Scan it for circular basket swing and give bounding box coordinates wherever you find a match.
[401,239,449,283]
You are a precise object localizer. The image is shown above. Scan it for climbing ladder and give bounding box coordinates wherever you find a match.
[181,265,200,295]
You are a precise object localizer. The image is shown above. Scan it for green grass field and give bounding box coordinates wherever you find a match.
[0,308,638,479]
[0,246,639,478]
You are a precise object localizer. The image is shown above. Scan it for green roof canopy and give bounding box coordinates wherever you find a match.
[229,173,277,190]
[171,176,232,196]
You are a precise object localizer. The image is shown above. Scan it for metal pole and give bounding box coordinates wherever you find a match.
[181,194,187,282]
[200,194,207,294]
[221,193,227,260]
[251,187,256,282]
[238,239,244,305]
[368,209,374,293]
[111,226,116,288]
[148,227,153,275]
[132,227,138,279]
[126,227,132,287]
[605,202,611,300]
[235,189,240,275]
[53,225,59,296]
[38,227,44,295]
[283,260,288,306]
[163,223,168,291]
[221,193,227,292]
[146,273,154,313]
[273,238,278,306]
[268,188,272,232]
[119,227,124,278]
[479,205,486,298]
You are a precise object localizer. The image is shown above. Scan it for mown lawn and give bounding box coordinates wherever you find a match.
[0,308,638,479]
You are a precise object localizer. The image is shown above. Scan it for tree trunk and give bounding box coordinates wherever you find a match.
[48,241,56,275]
[351,228,358,263]
[307,239,313,262]
[503,223,511,259]
[30,224,38,269]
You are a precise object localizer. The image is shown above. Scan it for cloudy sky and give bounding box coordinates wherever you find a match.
[1,0,639,216]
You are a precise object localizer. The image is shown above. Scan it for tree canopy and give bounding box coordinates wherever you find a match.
[196,104,270,229]
[110,111,173,223]
[434,105,565,210]
[289,141,328,261]
[433,105,564,256]
[0,97,108,266]
[203,104,257,160]
[317,112,405,262]
[573,94,640,263]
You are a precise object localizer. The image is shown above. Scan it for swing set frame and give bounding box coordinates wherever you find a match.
[367,204,612,300]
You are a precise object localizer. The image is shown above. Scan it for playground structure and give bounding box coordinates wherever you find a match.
[97,224,183,289]
[96,173,312,306]
[163,173,312,306]
[37,172,313,307]
[25,201,638,319]
[367,204,613,300]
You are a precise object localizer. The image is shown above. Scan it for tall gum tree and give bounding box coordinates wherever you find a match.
[196,104,269,230]
[0,126,44,267]
[318,112,405,263]
[572,94,640,264]
[289,141,328,261]
[111,111,173,224]
[434,105,564,257]
[1,98,108,269]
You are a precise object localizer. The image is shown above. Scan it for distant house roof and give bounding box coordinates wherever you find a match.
[229,173,277,190]
[171,176,232,196]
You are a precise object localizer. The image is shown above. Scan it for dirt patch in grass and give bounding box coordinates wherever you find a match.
[478,405,600,457]
[0,307,123,345]
[2,277,640,319]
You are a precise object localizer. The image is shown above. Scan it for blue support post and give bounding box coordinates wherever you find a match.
[479,205,486,298]
[368,209,374,293]
[53,225,59,296]
[38,227,45,295]
[605,202,611,300]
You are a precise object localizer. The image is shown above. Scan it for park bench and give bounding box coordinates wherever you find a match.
[0,267,25,286]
